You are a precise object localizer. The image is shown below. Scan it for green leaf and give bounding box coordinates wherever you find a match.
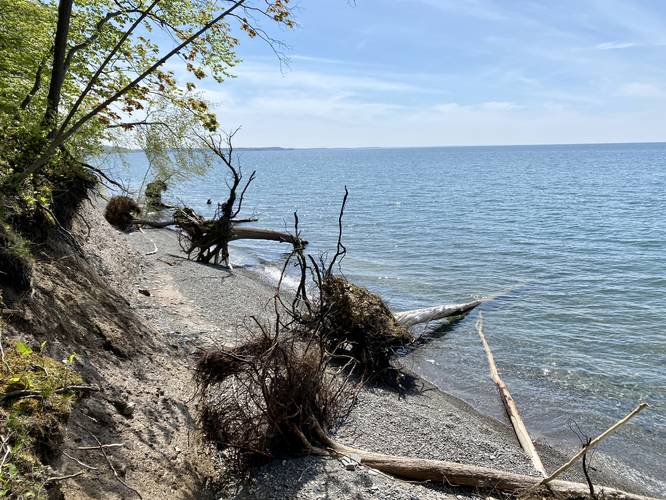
[65,353,76,365]
[7,464,17,478]
[15,341,32,356]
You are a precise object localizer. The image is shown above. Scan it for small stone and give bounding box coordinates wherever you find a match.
[341,453,361,471]
[112,400,135,418]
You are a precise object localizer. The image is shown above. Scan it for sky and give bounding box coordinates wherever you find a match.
[177,0,666,148]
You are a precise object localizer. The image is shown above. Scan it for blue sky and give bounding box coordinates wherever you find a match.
[182,0,666,147]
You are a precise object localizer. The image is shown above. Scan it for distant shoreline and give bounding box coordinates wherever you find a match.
[104,141,666,154]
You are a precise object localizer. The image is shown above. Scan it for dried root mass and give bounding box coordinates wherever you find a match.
[104,196,140,230]
[194,323,354,470]
[318,275,414,381]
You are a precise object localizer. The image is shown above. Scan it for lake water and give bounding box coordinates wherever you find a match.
[105,143,665,490]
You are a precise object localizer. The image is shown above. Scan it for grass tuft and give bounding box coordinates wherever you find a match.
[0,340,83,497]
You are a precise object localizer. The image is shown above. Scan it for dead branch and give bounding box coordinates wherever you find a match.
[476,313,546,476]
[82,429,142,499]
[0,385,99,402]
[535,402,648,488]
[45,470,85,482]
[63,451,99,471]
[77,443,124,451]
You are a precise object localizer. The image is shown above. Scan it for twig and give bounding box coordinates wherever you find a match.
[146,240,158,256]
[536,402,648,487]
[0,324,8,372]
[63,451,99,470]
[137,226,158,255]
[45,470,85,482]
[77,443,124,451]
[1,385,99,401]
[582,438,595,498]
[476,313,546,476]
[0,435,11,471]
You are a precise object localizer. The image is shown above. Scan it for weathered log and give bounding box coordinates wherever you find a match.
[229,226,306,246]
[131,217,258,229]
[394,299,482,327]
[476,313,546,477]
[322,438,652,499]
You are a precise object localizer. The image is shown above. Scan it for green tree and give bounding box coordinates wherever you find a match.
[0,0,293,230]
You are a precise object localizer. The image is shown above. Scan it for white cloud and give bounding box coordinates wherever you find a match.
[480,101,518,110]
[595,41,640,50]
[618,82,666,98]
[208,85,666,148]
[234,64,423,94]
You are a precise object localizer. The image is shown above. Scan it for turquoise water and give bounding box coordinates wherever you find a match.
[106,143,665,487]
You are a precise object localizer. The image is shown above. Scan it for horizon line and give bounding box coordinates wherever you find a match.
[106,140,666,152]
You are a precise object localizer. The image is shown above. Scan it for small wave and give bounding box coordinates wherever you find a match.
[259,264,302,291]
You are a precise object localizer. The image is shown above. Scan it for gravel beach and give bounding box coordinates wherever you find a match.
[113,223,652,499]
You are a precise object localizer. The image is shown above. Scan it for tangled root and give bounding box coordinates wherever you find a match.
[104,196,140,230]
[195,325,352,470]
[319,275,413,381]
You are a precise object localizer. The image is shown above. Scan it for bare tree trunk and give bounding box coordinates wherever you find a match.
[44,0,74,131]
[394,299,482,327]
[476,313,546,476]
[230,227,302,246]
[323,438,652,500]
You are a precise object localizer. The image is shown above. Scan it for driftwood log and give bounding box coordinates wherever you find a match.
[476,313,546,476]
[394,299,483,327]
[320,436,653,500]
[535,402,649,489]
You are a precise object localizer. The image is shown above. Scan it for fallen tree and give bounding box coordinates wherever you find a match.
[319,435,652,499]
[395,299,483,327]
[476,313,546,477]
[195,298,652,499]
[194,190,653,499]
[104,132,306,266]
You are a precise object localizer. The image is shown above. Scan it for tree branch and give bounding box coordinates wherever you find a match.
[20,50,51,110]
[26,0,248,178]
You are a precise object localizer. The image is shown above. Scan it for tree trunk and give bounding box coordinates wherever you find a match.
[230,227,304,246]
[325,439,652,500]
[394,299,482,327]
[476,313,546,476]
[44,0,74,131]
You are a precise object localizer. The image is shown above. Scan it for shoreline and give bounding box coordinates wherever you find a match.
[188,235,665,497]
[8,199,655,498]
[123,225,657,498]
